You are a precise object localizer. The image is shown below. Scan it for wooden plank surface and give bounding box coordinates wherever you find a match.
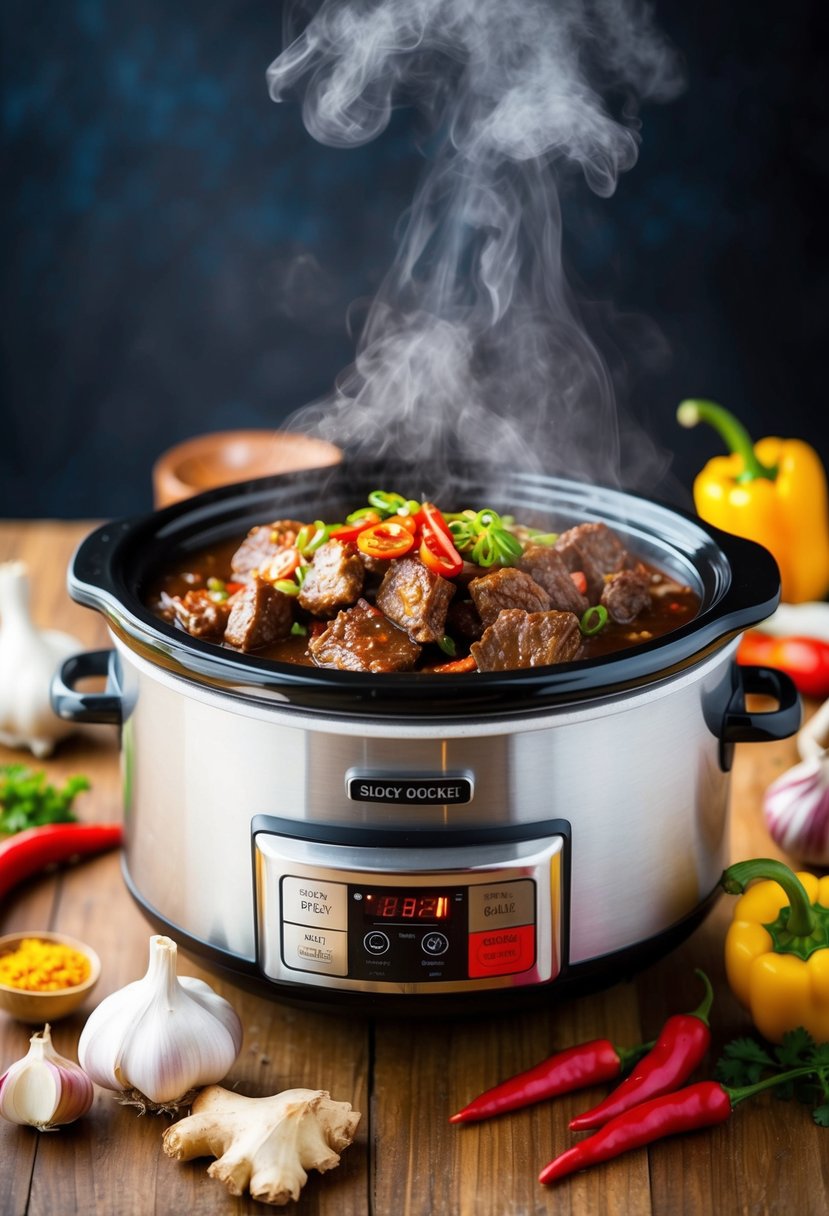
[1,520,827,1216]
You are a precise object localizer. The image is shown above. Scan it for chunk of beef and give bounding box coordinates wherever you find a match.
[517,544,589,615]
[230,520,305,579]
[308,598,421,672]
[298,539,365,616]
[470,609,582,672]
[165,589,231,642]
[469,567,551,628]
[554,522,632,602]
[445,598,484,641]
[224,578,294,651]
[375,556,456,644]
[600,568,652,625]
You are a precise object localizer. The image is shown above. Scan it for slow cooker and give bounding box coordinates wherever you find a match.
[52,463,800,1014]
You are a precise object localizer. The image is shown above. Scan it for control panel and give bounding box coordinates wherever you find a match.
[254,822,565,995]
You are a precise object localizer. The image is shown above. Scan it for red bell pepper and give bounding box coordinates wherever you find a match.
[737,632,829,699]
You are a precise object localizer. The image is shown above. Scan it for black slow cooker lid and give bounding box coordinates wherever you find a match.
[68,461,780,719]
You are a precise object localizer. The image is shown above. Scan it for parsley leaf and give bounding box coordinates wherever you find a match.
[0,765,89,835]
[775,1027,815,1069]
[717,1028,829,1123]
[715,1037,774,1086]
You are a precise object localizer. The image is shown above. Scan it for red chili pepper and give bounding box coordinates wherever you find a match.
[568,970,713,1131]
[260,546,301,582]
[428,655,478,675]
[539,1066,818,1185]
[0,823,123,902]
[418,502,464,578]
[357,520,416,561]
[329,513,382,543]
[449,1038,651,1124]
[737,631,829,699]
[570,570,587,595]
[540,1082,731,1184]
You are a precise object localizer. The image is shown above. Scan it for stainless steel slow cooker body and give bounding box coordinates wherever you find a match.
[54,463,800,1014]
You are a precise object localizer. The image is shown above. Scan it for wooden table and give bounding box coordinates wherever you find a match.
[1,521,826,1216]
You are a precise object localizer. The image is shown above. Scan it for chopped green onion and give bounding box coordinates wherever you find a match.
[345,506,380,524]
[493,530,523,561]
[579,605,609,636]
[309,521,331,551]
[297,521,331,557]
[206,577,225,592]
[275,579,301,596]
[437,634,457,657]
[474,508,501,529]
[364,490,423,518]
[290,621,308,637]
[526,529,558,546]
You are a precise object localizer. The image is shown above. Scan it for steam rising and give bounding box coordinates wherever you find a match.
[267,0,683,486]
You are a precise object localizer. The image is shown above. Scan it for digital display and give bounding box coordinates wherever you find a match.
[363,890,451,921]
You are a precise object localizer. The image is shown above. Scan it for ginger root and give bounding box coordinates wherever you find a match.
[161,1085,360,1206]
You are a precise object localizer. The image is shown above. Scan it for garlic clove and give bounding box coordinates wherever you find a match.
[0,561,83,758]
[797,697,829,763]
[78,935,243,1112]
[763,755,829,867]
[0,1023,94,1130]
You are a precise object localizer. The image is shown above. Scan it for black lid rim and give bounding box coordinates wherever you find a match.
[67,463,780,719]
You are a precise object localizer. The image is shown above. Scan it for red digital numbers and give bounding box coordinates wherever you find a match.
[367,892,451,921]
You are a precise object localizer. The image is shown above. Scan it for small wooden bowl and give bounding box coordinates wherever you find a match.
[0,932,102,1023]
[152,429,343,508]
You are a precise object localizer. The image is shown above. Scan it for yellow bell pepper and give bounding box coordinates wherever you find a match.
[677,400,829,604]
[722,858,829,1043]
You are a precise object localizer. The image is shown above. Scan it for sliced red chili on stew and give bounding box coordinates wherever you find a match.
[357,521,416,560]
[418,502,463,577]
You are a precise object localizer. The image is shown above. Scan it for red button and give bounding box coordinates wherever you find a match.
[467,924,535,978]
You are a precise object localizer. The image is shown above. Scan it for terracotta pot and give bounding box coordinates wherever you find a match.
[152,429,342,507]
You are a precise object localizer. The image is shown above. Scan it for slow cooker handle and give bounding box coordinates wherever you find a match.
[719,664,801,770]
[50,649,123,726]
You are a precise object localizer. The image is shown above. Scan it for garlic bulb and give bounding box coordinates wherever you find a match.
[0,1023,94,1130]
[0,561,82,758]
[78,935,243,1113]
[763,698,829,866]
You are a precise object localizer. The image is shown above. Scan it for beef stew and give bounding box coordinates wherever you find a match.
[147,493,700,673]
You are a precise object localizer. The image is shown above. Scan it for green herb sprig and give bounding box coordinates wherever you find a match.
[715,1028,829,1125]
[0,765,90,836]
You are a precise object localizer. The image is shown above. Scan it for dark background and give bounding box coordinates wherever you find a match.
[2,0,827,519]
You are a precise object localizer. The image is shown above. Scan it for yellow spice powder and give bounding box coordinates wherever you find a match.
[0,937,91,992]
